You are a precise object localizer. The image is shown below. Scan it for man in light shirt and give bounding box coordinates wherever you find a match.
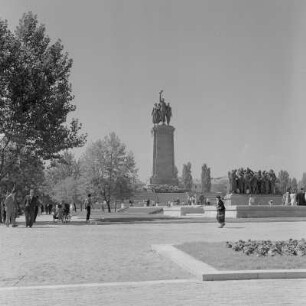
[5,187,18,227]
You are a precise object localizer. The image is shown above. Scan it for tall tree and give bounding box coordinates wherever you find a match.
[0,13,86,182]
[81,133,138,212]
[182,162,193,191]
[44,151,83,204]
[0,150,45,197]
[201,163,211,193]
[290,177,298,191]
[298,173,306,189]
[277,170,290,194]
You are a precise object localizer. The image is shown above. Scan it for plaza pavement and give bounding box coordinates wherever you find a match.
[1,211,306,305]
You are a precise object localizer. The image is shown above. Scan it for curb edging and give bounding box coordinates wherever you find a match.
[152,244,306,281]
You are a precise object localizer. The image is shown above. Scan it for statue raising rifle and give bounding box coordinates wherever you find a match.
[152,90,172,126]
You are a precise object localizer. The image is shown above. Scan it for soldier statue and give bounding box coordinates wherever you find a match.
[152,90,172,125]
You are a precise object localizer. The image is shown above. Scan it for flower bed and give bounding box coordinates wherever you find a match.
[226,239,306,256]
[147,184,187,193]
[176,241,306,270]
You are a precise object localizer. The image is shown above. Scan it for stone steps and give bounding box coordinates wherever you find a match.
[184,213,205,218]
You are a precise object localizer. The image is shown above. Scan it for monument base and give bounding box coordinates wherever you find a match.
[150,177,179,185]
[151,124,178,186]
[163,205,204,217]
[163,205,306,218]
[224,193,283,206]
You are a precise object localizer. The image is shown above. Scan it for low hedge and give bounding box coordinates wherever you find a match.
[147,184,187,193]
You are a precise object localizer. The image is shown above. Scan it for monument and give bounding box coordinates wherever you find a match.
[150,90,178,186]
[225,167,282,206]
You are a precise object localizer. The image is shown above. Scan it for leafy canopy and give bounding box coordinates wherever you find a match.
[201,163,211,193]
[182,162,193,191]
[81,132,138,211]
[0,13,86,169]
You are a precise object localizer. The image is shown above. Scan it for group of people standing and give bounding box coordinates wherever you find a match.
[0,188,95,227]
[0,188,39,228]
[283,188,306,206]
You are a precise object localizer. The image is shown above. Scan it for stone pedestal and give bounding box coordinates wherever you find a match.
[150,125,178,185]
[224,193,283,206]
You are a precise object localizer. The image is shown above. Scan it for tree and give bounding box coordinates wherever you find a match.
[201,163,211,193]
[44,151,84,205]
[0,13,86,182]
[277,170,290,194]
[81,133,138,212]
[290,177,298,191]
[0,150,45,198]
[182,162,193,191]
[298,173,306,189]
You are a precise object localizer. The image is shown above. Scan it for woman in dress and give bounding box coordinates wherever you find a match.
[283,188,290,206]
[216,195,226,228]
[290,190,297,206]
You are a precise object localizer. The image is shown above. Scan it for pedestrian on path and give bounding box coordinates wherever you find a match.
[290,190,297,206]
[0,195,4,224]
[216,195,225,228]
[248,194,255,206]
[283,188,290,206]
[4,186,18,227]
[1,201,6,224]
[296,188,306,206]
[24,189,38,228]
[34,195,42,223]
[84,194,93,223]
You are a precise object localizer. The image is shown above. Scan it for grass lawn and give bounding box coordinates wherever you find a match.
[175,241,306,270]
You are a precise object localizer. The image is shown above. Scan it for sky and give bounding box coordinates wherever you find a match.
[1,0,306,183]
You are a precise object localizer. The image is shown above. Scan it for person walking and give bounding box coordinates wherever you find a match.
[24,189,38,228]
[296,188,306,206]
[248,194,255,206]
[0,196,4,224]
[34,195,42,223]
[48,203,53,215]
[290,190,297,206]
[283,188,291,206]
[4,187,18,227]
[216,195,226,228]
[2,201,6,224]
[84,194,93,223]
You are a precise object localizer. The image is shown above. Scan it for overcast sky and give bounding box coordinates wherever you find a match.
[1,0,306,182]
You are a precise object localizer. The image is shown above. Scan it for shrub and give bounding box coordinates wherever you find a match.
[148,184,187,193]
[225,239,306,257]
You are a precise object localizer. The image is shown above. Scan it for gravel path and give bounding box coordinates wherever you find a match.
[1,213,306,304]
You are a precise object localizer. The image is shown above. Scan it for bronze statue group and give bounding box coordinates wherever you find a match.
[152,90,172,125]
[228,168,277,195]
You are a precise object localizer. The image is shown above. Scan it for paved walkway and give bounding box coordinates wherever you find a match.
[1,213,306,305]
[1,279,306,305]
